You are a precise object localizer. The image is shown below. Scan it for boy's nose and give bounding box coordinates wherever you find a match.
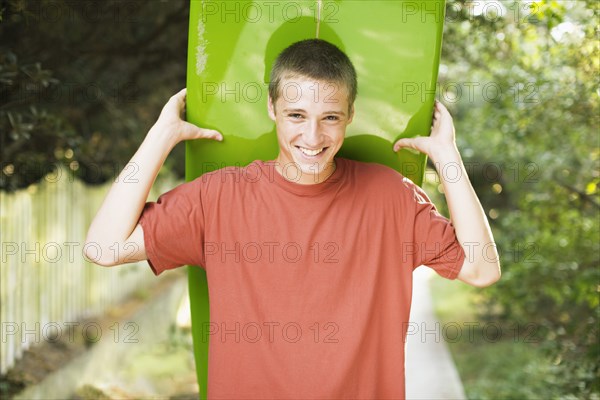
[302,120,322,147]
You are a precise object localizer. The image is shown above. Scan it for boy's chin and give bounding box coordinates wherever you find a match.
[295,159,333,176]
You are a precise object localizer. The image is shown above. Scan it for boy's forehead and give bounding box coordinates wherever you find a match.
[276,76,349,106]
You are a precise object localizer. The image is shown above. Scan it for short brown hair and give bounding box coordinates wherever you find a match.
[268,39,358,112]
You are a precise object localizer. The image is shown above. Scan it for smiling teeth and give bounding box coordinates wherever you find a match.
[299,147,324,156]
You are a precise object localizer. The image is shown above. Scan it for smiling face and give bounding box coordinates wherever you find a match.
[268,75,354,185]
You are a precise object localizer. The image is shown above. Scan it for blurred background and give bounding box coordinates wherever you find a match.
[1,0,598,399]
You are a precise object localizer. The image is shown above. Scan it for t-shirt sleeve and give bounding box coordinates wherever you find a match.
[138,177,206,275]
[406,178,465,280]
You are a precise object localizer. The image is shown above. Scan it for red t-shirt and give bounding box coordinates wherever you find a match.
[139,157,465,399]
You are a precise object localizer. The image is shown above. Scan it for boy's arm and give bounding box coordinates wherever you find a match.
[393,100,501,287]
[84,88,222,267]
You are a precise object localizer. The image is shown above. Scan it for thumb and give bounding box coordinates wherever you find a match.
[393,137,421,152]
[181,121,223,141]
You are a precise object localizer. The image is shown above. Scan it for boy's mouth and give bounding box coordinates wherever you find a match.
[295,146,327,157]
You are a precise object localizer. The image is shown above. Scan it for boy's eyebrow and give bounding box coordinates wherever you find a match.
[282,108,346,116]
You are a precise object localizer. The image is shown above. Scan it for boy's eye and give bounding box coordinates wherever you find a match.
[325,115,339,121]
[289,113,302,119]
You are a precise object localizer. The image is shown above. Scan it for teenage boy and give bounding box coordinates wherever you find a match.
[86,39,500,399]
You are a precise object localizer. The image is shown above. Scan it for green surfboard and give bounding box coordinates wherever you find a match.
[185,1,446,397]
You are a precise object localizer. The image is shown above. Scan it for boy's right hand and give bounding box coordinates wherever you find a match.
[153,88,223,144]
[86,87,222,267]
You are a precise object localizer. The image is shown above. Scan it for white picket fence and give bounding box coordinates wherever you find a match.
[0,164,180,375]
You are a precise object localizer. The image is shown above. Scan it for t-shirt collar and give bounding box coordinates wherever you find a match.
[258,157,346,196]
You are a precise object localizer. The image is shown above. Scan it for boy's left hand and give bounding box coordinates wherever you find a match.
[393,100,458,161]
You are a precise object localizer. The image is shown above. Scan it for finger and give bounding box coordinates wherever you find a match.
[436,101,450,115]
[168,88,187,108]
[173,88,186,100]
[165,89,189,116]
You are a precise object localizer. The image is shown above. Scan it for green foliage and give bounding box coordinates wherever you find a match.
[441,0,599,397]
[0,0,190,191]
[431,273,599,400]
[1,0,598,396]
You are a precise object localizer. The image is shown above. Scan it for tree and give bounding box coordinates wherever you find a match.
[441,0,599,396]
[1,0,190,191]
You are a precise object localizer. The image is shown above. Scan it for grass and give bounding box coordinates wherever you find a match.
[428,275,580,400]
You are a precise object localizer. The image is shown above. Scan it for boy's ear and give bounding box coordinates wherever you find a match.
[347,104,355,124]
[267,97,276,121]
